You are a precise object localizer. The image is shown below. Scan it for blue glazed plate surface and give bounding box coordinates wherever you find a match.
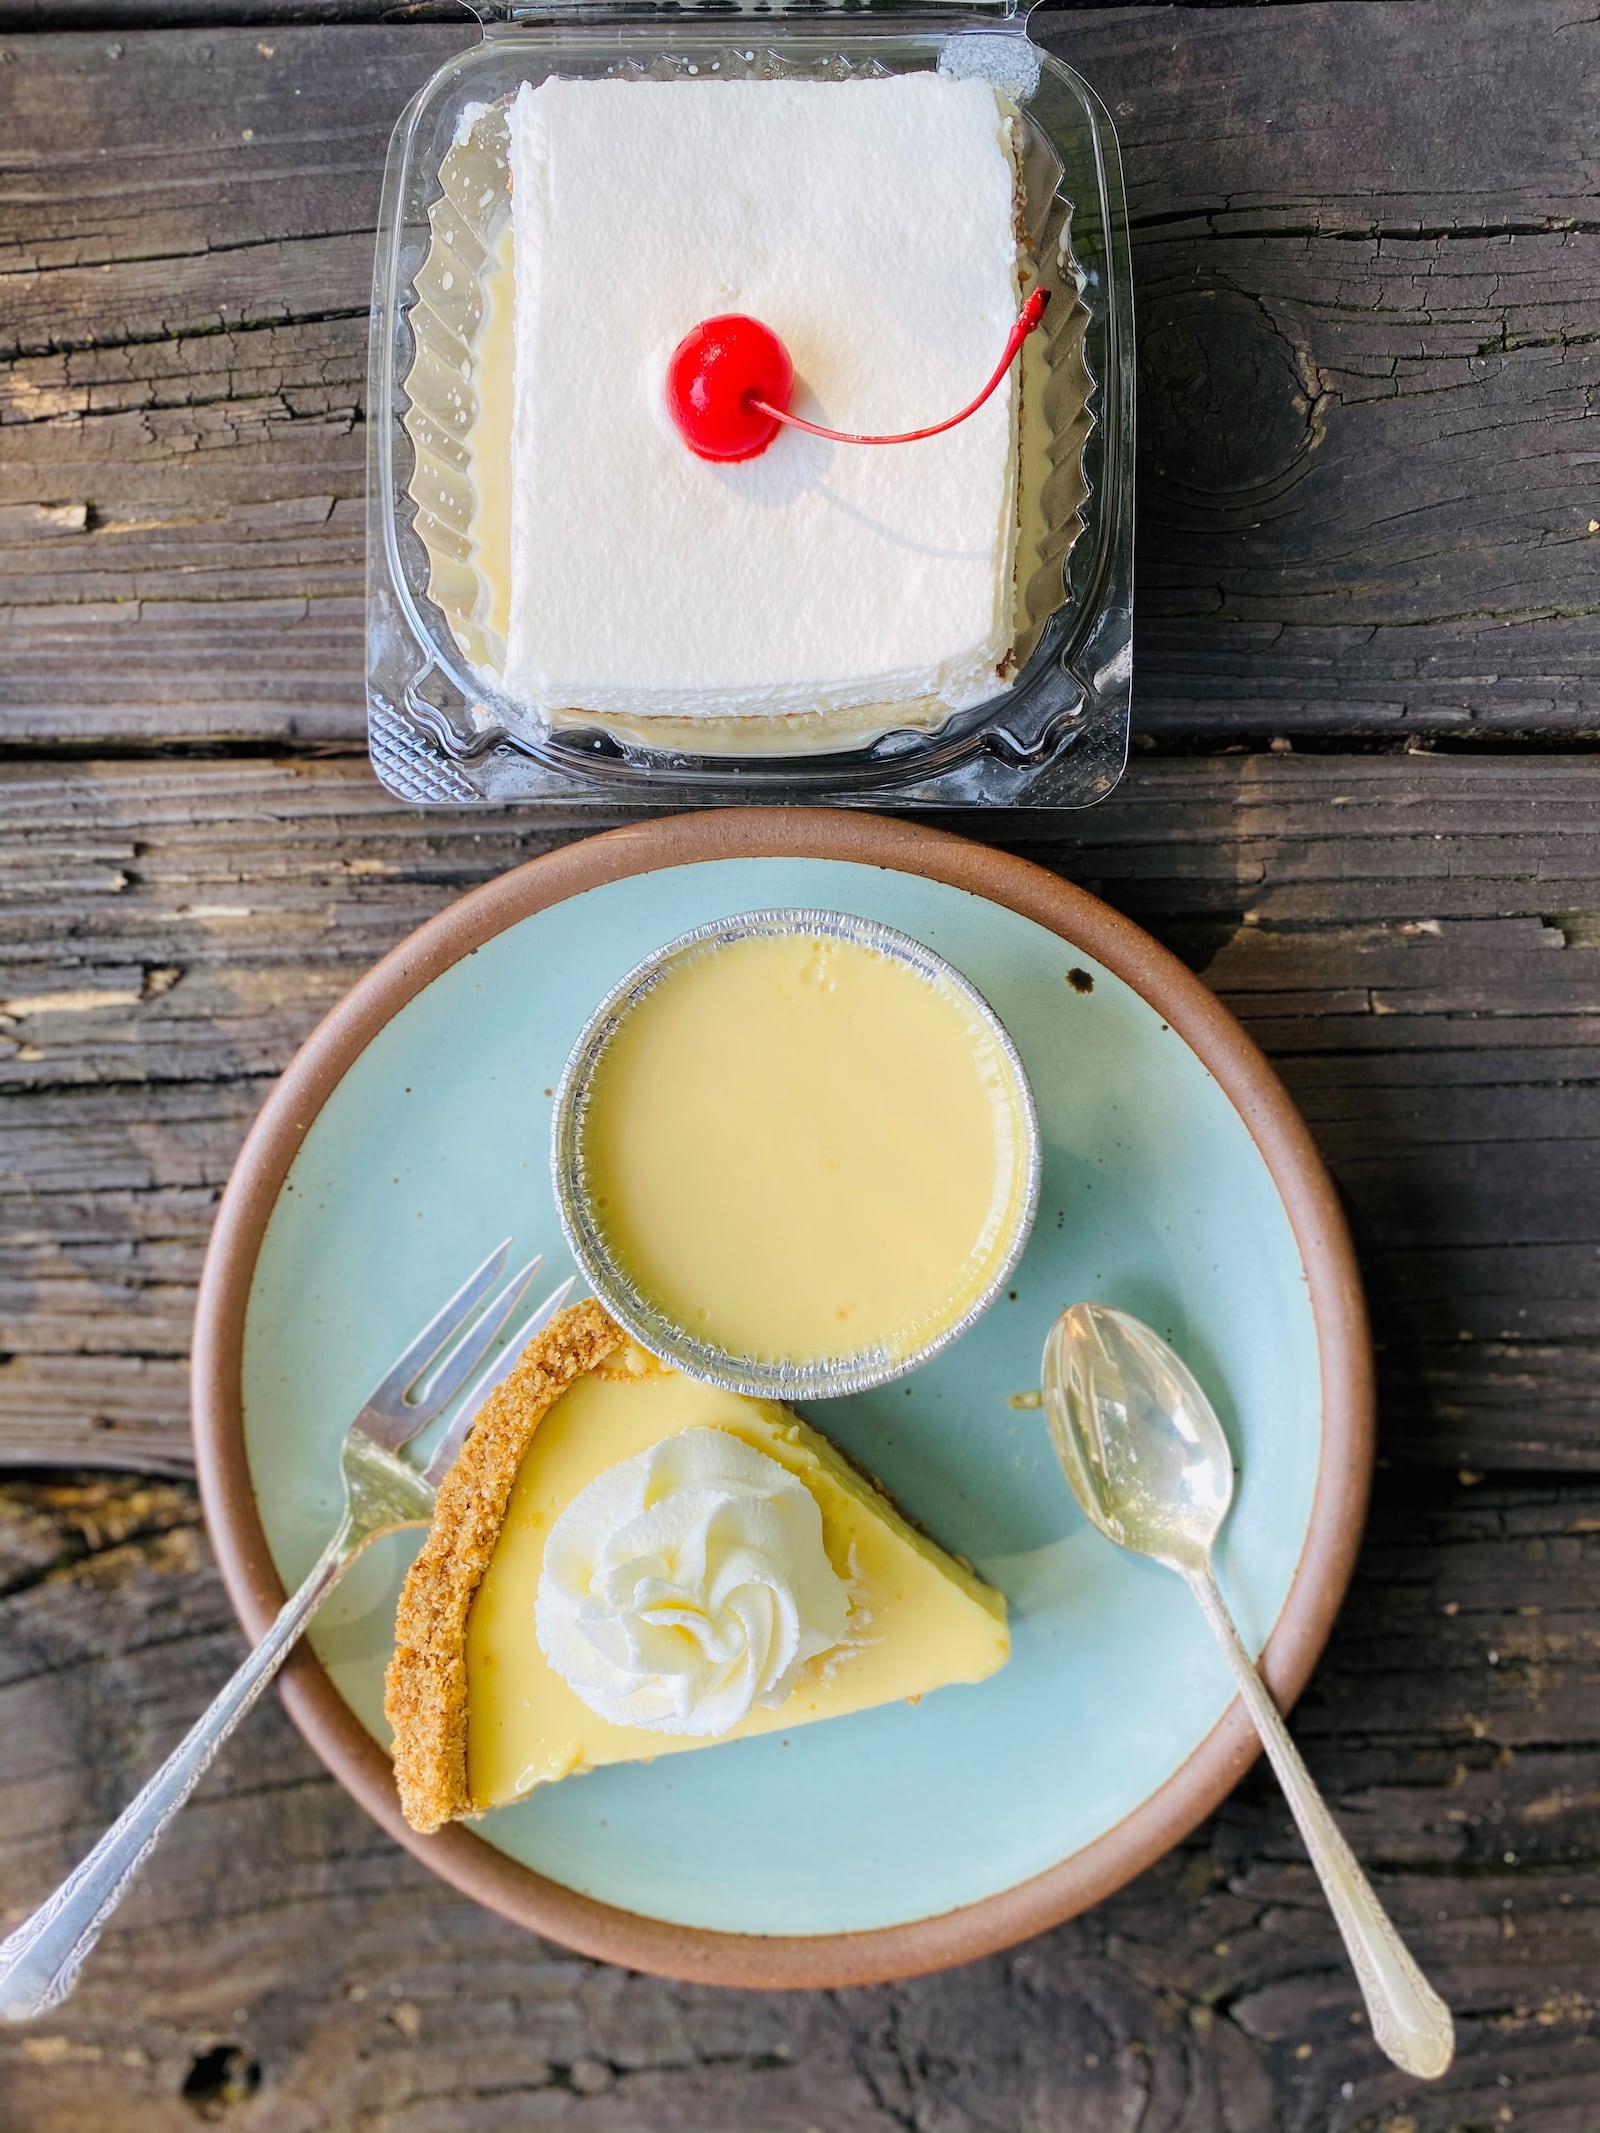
[241,854,1327,1937]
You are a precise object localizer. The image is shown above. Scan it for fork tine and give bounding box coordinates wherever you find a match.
[409,1252,544,1421]
[421,1275,577,1489]
[362,1237,511,1417]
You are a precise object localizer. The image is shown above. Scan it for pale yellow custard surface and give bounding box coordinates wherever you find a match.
[461,221,514,657]
[465,1345,1009,1810]
[577,931,1032,1368]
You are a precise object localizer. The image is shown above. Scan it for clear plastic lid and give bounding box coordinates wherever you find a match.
[366,0,1133,810]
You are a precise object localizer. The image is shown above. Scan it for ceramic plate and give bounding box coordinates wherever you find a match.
[193,811,1371,1987]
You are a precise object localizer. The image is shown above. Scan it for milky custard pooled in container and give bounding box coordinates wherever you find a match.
[556,915,1039,1394]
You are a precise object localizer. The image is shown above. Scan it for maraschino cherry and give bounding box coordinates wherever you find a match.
[665,288,1049,464]
[665,315,796,464]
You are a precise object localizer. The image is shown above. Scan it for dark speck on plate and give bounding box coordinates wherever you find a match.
[1067,967,1094,995]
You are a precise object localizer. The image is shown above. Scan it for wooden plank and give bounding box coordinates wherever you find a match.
[2,4,1597,745]
[0,21,445,743]
[0,3,398,21]
[3,751,1599,1473]
[1,1466,1596,2128]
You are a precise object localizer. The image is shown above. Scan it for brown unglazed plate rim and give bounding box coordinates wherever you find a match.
[191,807,1374,1990]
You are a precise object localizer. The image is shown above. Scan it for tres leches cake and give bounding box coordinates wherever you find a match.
[385,1302,1009,1831]
[495,73,1030,741]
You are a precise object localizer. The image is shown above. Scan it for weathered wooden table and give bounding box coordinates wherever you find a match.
[3,2,1598,2125]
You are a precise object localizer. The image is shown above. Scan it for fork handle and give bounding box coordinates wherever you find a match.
[0,1523,352,2021]
[1184,1561,1455,2079]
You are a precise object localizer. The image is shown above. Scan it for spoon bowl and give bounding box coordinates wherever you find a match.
[1041,1302,1233,1574]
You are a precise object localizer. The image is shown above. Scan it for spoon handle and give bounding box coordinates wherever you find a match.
[1185,1562,1455,2080]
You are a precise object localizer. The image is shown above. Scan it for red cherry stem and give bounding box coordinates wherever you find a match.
[750,287,1050,448]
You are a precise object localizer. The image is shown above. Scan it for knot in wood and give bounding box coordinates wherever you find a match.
[1141,284,1320,507]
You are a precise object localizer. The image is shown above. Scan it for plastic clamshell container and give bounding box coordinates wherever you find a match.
[367,0,1134,812]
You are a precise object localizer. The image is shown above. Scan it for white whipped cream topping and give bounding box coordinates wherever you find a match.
[505,75,1022,725]
[535,1426,851,1737]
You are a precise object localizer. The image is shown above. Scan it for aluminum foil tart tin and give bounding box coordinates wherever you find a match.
[550,907,1043,1398]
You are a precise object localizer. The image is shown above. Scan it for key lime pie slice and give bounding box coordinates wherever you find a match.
[385,1300,1008,1832]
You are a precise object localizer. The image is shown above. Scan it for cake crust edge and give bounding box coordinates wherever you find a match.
[383,1297,624,1834]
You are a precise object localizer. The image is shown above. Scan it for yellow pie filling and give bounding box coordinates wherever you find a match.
[465,1343,1009,1809]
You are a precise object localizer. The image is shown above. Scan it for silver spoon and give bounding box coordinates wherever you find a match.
[1042,1302,1454,2080]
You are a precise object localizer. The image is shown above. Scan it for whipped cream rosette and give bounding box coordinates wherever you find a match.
[536,1426,851,1737]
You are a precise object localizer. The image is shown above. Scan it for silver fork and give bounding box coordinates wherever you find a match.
[0,1239,573,2022]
